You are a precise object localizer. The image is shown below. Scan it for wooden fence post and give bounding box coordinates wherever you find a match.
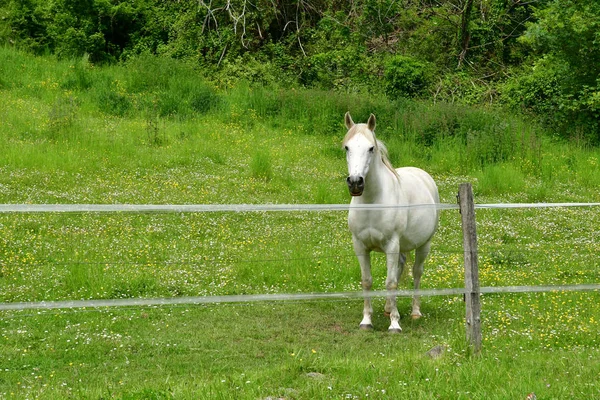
[458,183,482,354]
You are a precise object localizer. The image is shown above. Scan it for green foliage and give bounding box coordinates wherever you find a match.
[126,56,221,117]
[379,102,542,173]
[384,55,430,99]
[294,11,374,91]
[94,82,132,117]
[60,55,94,90]
[56,54,222,118]
[230,84,387,136]
[521,1,600,84]
[510,1,600,142]
[501,59,563,122]
[215,53,294,89]
[0,0,52,53]
[6,0,600,144]
[2,0,524,91]
[0,0,151,62]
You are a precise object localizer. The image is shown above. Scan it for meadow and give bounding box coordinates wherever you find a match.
[1,47,600,399]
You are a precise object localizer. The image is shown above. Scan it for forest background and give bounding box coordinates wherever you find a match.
[1,0,599,144]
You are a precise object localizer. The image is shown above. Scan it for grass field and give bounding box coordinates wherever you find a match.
[1,47,600,399]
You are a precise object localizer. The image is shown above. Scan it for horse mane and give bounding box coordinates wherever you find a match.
[343,125,400,180]
[376,140,400,180]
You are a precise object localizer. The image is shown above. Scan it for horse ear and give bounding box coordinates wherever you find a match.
[367,114,376,132]
[345,112,355,129]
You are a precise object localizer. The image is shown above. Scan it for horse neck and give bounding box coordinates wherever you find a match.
[361,155,400,203]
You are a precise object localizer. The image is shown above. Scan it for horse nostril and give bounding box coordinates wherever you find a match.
[347,176,364,186]
[347,176,365,191]
[346,175,365,196]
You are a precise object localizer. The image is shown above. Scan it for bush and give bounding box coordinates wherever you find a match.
[10,0,149,62]
[500,61,563,124]
[301,48,373,91]
[512,1,600,143]
[501,58,600,143]
[214,54,291,89]
[384,55,430,99]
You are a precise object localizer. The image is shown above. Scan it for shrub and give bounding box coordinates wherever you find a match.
[500,61,563,124]
[384,55,430,99]
[501,59,600,144]
[302,49,371,91]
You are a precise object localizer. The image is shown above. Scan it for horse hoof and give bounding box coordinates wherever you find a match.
[359,324,374,331]
[388,328,402,334]
[411,313,422,320]
[383,311,391,317]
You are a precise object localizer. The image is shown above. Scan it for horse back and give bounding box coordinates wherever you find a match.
[396,167,440,205]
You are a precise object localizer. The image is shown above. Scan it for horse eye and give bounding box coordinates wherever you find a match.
[344,145,349,151]
[368,146,375,153]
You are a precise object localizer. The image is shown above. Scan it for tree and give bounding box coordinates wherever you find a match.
[457,0,474,68]
[509,0,600,141]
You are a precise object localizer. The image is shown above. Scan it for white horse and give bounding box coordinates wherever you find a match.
[343,112,440,333]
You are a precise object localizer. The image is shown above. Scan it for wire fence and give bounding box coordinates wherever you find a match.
[2,202,600,213]
[1,201,599,313]
[1,284,599,312]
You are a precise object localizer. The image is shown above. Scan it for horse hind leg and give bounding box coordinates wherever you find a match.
[411,242,431,319]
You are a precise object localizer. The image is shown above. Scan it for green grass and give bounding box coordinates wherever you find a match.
[475,163,527,196]
[1,47,600,398]
[250,149,273,182]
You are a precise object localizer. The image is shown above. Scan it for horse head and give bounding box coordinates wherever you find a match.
[343,112,377,196]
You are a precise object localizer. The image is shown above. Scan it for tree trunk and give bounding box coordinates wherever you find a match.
[458,0,474,68]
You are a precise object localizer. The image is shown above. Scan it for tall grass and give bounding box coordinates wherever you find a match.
[225,84,544,178]
[1,45,599,200]
[0,45,538,171]
[250,149,273,182]
[475,164,527,195]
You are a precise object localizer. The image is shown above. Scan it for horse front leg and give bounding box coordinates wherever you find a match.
[353,240,373,330]
[385,247,402,333]
[385,252,406,316]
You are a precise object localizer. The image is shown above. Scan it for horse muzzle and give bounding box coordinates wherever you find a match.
[346,176,365,196]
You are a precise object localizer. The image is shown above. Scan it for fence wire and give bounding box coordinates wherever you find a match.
[2,202,600,213]
[1,284,599,311]
[1,201,599,313]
